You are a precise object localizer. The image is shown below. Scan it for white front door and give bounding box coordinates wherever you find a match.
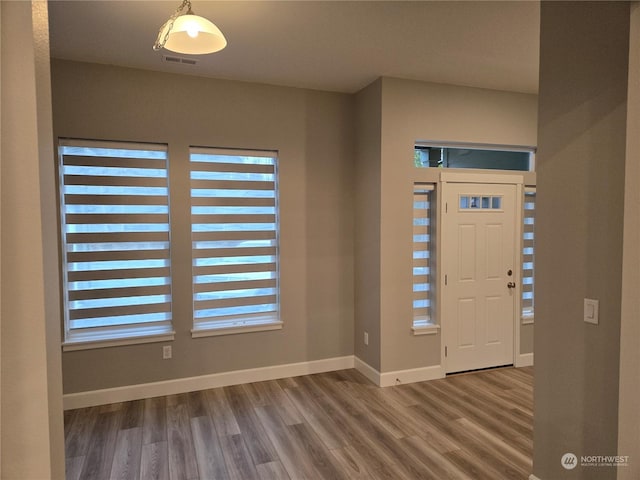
[442,183,517,373]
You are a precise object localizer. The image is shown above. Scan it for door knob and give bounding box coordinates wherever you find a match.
[507,282,516,289]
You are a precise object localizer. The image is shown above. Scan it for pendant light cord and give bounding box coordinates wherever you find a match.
[153,0,193,51]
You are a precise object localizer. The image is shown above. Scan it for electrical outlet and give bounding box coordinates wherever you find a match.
[162,345,172,359]
[364,331,369,346]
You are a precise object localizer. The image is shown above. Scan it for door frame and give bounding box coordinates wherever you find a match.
[437,171,525,373]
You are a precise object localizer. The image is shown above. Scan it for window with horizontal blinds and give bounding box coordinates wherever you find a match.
[190,147,280,334]
[522,188,536,320]
[58,139,173,346]
[413,184,434,328]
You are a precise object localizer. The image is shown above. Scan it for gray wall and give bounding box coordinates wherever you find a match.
[354,80,383,370]
[53,60,355,394]
[534,2,629,479]
[1,1,64,478]
[54,61,539,392]
[379,77,538,372]
[618,4,640,479]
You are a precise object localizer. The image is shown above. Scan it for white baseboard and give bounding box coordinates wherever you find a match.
[529,474,541,480]
[516,352,534,368]
[379,364,444,387]
[354,356,381,385]
[63,355,355,410]
[354,356,444,387]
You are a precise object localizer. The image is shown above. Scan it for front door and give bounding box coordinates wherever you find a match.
[442,182,517,373]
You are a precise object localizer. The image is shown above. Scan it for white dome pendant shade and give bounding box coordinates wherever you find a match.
[153,1,227,55]
[162,14,227,55]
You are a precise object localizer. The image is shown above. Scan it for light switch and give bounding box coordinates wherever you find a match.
[584,298,599,325]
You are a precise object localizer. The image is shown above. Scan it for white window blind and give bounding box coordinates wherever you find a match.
[413,184,434,328]
[58,139,173,347]
[522,188,536,320]
[190,147,280,334]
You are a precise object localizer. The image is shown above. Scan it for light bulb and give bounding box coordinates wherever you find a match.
[186,22,199,38]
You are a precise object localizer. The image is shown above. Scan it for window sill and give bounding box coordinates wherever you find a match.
[192,320,283,338]
[412,324,440,336]
[63,331,175,351]
[522,315,535,325]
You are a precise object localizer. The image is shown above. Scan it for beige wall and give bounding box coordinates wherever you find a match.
[1,1,64,478]
[53,60,355,393]
[53,52,539,393]
[618,3,640,479]
[354,79,383,370]
[534,3,629,479]
[378,77,538,372]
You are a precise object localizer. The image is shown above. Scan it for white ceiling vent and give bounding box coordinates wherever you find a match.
[162,55,198,66]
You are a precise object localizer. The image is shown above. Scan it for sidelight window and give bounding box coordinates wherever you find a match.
[413,184,436,332]
[522,188,536,322]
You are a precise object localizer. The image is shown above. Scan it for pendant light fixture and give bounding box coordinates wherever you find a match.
[153,0,227,55]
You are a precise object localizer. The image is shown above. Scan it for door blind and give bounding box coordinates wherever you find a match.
[522,188,535,320]
[59,139,173,345]
[413,184,434,327]
[190,147,280,332]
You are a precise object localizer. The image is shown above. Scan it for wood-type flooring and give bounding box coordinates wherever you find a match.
[65,366,533,480]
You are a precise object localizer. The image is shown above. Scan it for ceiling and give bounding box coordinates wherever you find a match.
[48,1,540,95]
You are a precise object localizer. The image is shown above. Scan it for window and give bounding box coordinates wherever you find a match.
[414,143,535,171]
[412,184,437,334]
[58,139,173,349]
[190,148,281,336]
[459,195,503,210]
[522,188,536,322]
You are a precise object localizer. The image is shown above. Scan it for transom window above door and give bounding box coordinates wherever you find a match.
[414,142,535,171]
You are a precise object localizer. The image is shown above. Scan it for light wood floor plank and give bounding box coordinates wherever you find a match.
[399,435,471,480]
[445,447,509,480]
[287,422,348,480]
[166,404,198,480]
[255,460,291,480]
[329,445,371,479]
[284,385,348,450]
[224,384,278,465]
[218,434,260,480]
[205,388,241,437]
[190,416,228,480]
[430,376,533,436]
[186,391,209,419]
[263,381,304,426]
[307,375,423,480]
[143,397,167,445]
[79,411,121,480]
[376,385,462,454]
[99,403,123,414]
[410,399,530,479]
[120,400,144,430]
[65,366,534,480]
[455,417,531,468]
[66,406,99,459]
[66,456,85,480]
[276,376,298,390]
[254,404,317,479]
[109,427,142,480]
[140,442,169,480]
[242,382,270,408]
